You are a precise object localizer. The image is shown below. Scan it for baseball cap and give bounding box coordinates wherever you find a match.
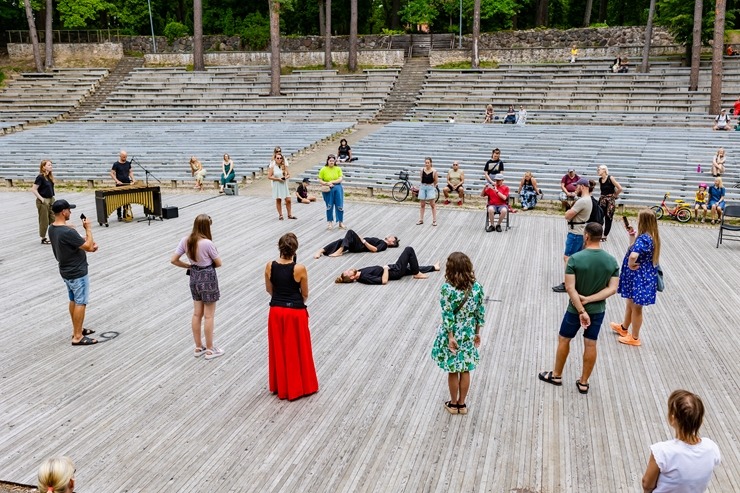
[568,167,576,172]
[302,177,310,183]
[493,174,504,181]
[575,178,590,186]
[52,199,76,213]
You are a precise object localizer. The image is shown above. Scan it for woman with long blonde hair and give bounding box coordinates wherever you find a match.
[30,159,55,244]
[171,214,224,359]
[189,156,206,190]
[37,456,75,493]
[431,252,485,415]
[268,152,294,220]
[610,209,661,346]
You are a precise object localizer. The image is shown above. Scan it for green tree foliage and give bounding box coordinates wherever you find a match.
[164,20,190,42]
[240,12,271,49]
[3,0,738,39]
[656,0,737,45]
[57,0,114,29]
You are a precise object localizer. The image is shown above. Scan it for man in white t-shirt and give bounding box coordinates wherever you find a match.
[713,109,731,131]
[553,178,592,292]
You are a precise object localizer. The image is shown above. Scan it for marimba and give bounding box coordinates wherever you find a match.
[95,185,162,226]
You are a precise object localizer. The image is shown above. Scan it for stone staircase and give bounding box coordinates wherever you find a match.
[65,56,144,120]
[373,57,429,123]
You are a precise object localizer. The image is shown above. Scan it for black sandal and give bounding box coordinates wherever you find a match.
[82,328,96,336]
[41,238,51,244]
[72,335,98,346]
[538,371,563,386]
[576,380,590,394]
[444,401,458,414]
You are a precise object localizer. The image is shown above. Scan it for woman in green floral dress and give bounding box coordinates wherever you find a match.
[431,252,485,415]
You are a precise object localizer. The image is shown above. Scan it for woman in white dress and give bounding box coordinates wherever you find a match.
[269,152,295,220]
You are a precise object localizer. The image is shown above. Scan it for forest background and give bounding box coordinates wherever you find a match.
[0,0,739,52]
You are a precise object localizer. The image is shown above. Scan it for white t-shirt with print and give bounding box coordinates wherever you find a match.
[650,437,721,493]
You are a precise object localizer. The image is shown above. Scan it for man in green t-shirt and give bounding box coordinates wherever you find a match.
[538,222,619,395]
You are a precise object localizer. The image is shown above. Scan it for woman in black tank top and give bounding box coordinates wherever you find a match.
[264,232,318,400]
[417,157,439,226]
[597,165,624,240]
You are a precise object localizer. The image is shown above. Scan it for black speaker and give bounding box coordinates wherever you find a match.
[162,206,179,219]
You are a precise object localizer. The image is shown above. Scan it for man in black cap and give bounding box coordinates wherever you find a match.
[48,199,99,345]
[295,177,316,204]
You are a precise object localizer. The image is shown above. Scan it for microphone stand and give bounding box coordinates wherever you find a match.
[131,157,164,225]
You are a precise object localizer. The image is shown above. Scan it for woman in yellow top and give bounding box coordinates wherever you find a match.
[318,154,345,230]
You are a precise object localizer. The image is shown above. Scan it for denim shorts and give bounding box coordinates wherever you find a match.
[418,184,436,201]
[64,275,89,305]
[487,205,507,214]
[559,310,605,341]
[564,232,584,257]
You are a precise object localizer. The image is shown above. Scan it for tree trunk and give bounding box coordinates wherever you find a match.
[535,0,548,27]
[193,0,205,71]
[348,0,358,71]
[44,0,53,70]
[640,0,656,73]
[23,0,43,72]
[598,0,608,23]
[177,0,185,22]
[324,0,332,69]
[583,0,593,27]
[318,0,325,36]
[471,0,480,68]
[390,0,401,30]
[689,0,703,91]
[269,0,282,96]
[709,0,727,114]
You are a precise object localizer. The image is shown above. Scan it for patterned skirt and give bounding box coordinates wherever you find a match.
[189,265,220,303]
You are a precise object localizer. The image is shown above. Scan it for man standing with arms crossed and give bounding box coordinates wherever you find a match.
[552,177,592,292]
[538,222,619,394]
[110,150,134,221]
[48,199,99,345]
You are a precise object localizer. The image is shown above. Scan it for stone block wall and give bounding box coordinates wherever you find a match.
[8,42,123,65]
[430,44,688,66]
[145,50,405,67]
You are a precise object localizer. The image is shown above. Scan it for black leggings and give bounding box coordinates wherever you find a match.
[388,247,435,280]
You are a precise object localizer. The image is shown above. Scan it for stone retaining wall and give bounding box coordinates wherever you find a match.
[145,50,405,67]
[7,42,123,64]
[430,44,689,66]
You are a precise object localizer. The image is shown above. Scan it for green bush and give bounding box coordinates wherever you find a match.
[589,22,608,28]
[240,12,270,50]
[381,28,405,35]
[163,21,190,44]
[0,69,5,86]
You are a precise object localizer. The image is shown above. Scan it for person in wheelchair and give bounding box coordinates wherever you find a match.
[481,174,509,232]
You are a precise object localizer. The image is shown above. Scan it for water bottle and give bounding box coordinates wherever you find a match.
[697,164,702,173]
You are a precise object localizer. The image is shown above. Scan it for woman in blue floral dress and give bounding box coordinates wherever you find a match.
[610,209,661,347]
[431,252,485,415]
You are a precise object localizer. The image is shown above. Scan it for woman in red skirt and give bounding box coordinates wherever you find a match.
[264,232,318,400]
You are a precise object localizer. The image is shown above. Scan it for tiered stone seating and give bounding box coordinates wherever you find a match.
[0,121,352,184]
[80,66,399,123]
[298,122,740,208]
[410,59,740,127]
[0,68,109,133]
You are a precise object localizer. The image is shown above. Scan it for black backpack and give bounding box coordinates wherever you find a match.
[570,197,604,229]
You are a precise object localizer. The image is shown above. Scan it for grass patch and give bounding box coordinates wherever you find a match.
[124,50,145,58]
[435,60,499,69]
[0,69,5,86]
[281,63,391,75]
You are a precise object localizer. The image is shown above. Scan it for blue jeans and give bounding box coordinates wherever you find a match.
[564,232,584,257]
[322,184,344,222]
[64,275,89,305]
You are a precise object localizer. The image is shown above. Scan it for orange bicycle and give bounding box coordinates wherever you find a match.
[651,193,692,223]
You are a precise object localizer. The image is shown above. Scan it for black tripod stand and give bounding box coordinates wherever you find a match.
[132,157,164,225]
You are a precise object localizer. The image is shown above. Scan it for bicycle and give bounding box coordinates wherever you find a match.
[651,192,692,223]
[391,170,439,203]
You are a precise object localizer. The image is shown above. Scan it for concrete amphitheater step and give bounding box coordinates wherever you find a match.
[65,57,144,121]
[373,57,429,123]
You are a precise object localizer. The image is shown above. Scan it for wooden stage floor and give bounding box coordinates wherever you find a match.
[1,190,738,492]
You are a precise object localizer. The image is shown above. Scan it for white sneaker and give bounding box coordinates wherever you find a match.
[205,346,224,360]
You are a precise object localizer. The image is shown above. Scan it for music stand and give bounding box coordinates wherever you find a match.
[132,157,164,225]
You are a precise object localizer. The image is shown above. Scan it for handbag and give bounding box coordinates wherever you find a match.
[320,185,331,193]
[656,264,665,292]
